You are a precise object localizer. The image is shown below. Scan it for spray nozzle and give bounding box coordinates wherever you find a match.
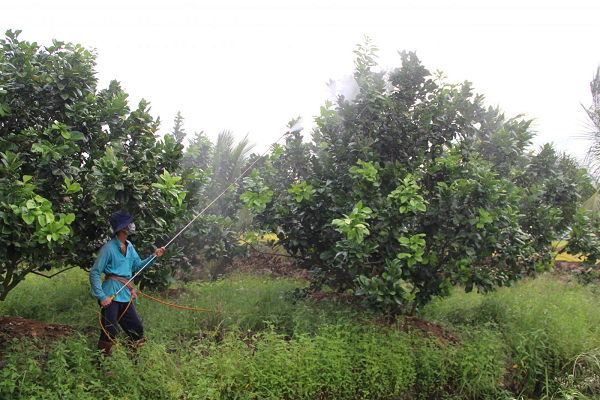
[288,118,304,134]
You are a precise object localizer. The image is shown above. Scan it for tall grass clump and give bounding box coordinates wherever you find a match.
[136,272,364,342]
[1,321,510,400]
[4,267,599,398]
[411,326,506,399]
[420,274,600,397]
[135,272,303,340]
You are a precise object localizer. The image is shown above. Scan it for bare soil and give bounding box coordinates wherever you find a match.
[0,316,73,366]
[553,260,586,274]
[0,316,72,341]
[398,316,459,345]
[230,250,307,279]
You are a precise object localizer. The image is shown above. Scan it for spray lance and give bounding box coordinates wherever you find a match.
[109,121,303,300]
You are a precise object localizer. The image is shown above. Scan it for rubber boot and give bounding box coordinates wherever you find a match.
[95,339,116,377]
[97,339,114,357]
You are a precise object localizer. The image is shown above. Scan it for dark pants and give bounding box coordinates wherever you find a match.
[99,300,144,342]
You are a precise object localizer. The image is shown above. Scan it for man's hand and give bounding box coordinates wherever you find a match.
[154,247,165,257]
[100,297,112,308]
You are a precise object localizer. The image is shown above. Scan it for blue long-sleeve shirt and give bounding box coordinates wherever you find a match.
[89,236,157,303]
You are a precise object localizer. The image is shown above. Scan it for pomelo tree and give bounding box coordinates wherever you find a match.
[244,39,594,314]
[0,30,192,300]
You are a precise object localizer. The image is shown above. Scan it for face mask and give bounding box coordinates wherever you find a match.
[127,222,136,234]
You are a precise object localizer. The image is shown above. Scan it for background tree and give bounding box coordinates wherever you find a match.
[171,111,187,144]
[0,30,191,299]
[150,116,256,282]
[180,130,213,171]
[202,131,255,218]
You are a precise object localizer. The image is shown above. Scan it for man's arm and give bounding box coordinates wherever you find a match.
[90,246,111,306]
[131,246,165,272]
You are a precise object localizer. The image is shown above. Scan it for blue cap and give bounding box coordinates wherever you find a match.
[109,211,134,236]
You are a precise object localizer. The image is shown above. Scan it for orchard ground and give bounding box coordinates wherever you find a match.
[1,252,600,399]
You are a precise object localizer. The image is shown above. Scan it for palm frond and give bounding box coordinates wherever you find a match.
[582,188,600,222]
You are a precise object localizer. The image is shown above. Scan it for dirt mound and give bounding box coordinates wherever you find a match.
[0,316,72,341]
[0,316,73,366]
[231,250,306,279]
[550,261,600,284]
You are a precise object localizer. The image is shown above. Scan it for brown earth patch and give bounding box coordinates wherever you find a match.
[308,290,358,304]
[553,260,584,273]
[231,250,305,279]
[0,316,72,341]
[306,292,459,345]
[0,316,73,366]
[551,261,600,284]
[397,316,459,346]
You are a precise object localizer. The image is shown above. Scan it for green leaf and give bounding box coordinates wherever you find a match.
[31,143,43,153]
[22,214,35,224]
[69,131,85,141]
[64,213,75,224]
[54,217,65,229]
[66,182,80,194]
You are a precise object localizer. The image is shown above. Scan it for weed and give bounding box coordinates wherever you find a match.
[2,269,599,399]
[420,275,600,398]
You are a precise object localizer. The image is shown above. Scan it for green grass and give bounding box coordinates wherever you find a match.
[0,268,97,329]
[2,269,600,399]
[420,274,600,397]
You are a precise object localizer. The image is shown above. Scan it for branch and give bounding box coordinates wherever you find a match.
[31,265,78,278]
[2,261,36,301]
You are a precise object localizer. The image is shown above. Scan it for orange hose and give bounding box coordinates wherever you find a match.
[98,306,119,348]
[118,297,133,323]
[97,291,244,347]
[97,295,133,348]
[137,290,245,314]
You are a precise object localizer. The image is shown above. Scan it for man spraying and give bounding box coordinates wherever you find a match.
[89,211,165,356]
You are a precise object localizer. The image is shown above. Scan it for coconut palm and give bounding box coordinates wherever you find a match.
[582,67,600,220]
[584,67,600,174]
[205,130,255,217]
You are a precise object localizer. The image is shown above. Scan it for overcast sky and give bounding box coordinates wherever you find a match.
[3,0,600,161]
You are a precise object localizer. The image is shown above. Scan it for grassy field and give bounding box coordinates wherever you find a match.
[1,268,599,399]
